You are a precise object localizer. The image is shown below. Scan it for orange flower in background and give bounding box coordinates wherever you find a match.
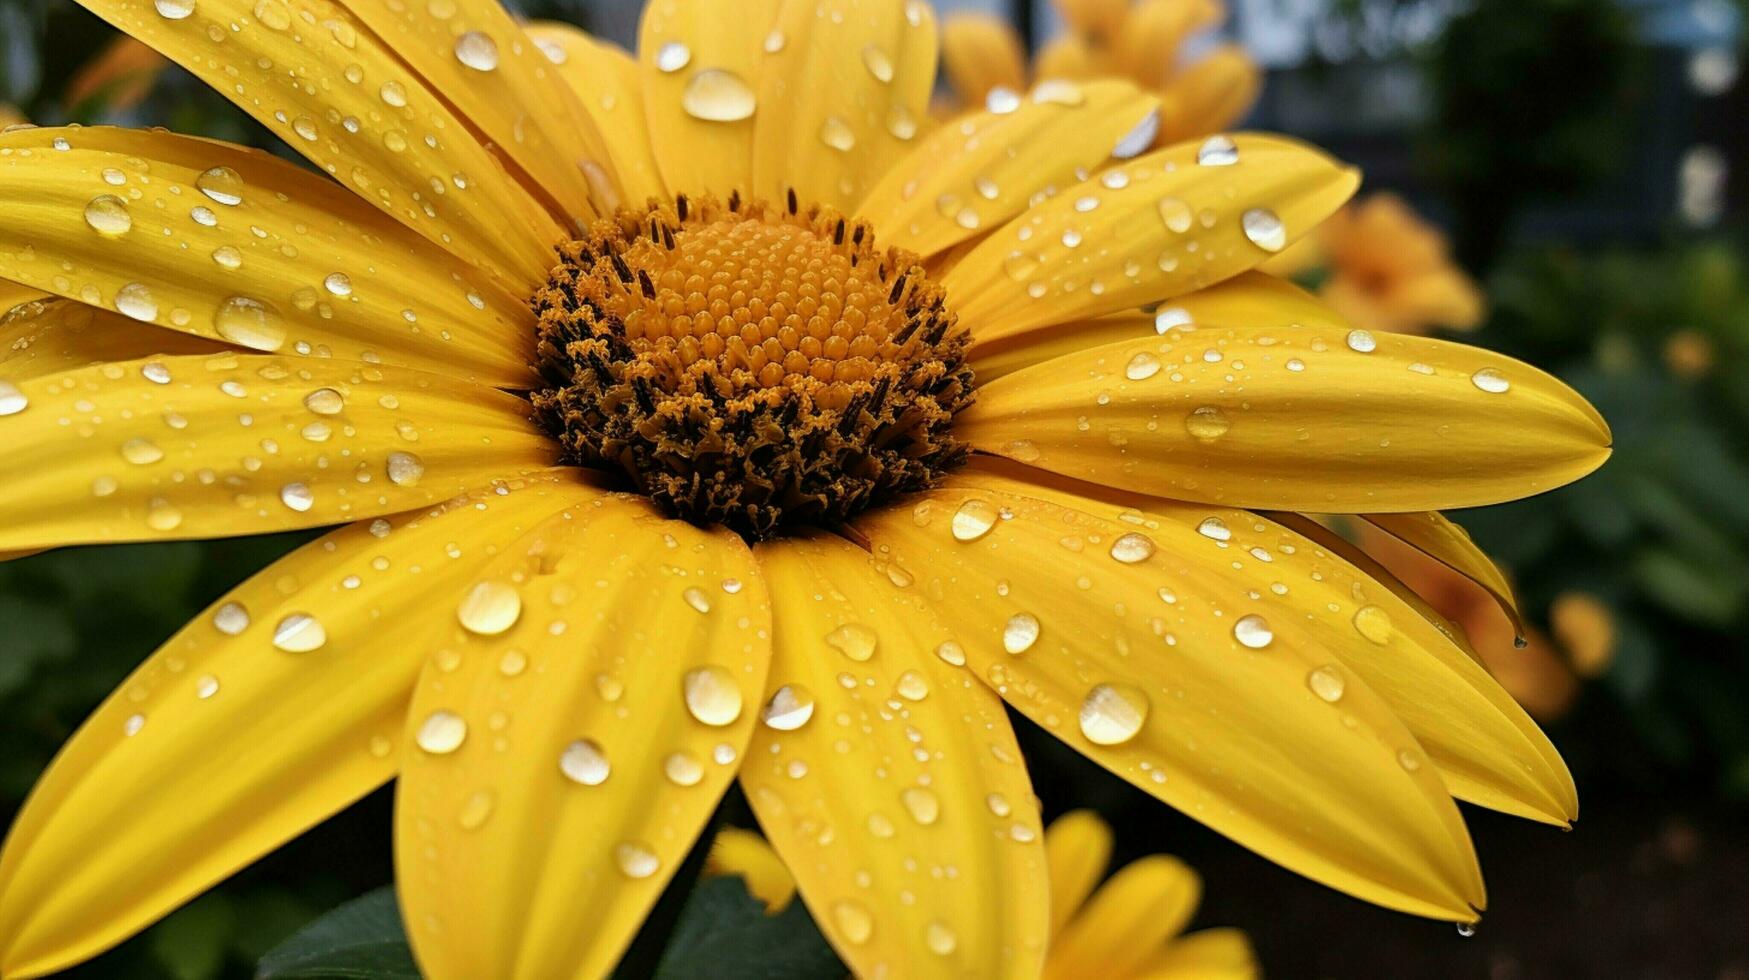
[1552,592,1617,679]
[941,0,1260,146]
[0,106,23,129]
[1273,192,1486,336]
[64,36,170,114]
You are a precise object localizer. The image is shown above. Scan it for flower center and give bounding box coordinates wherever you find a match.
[531,194,974,539]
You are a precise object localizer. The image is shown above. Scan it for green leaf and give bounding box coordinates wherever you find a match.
[655,876,842,980]
[255,887,419,980]
[150,893,237,980]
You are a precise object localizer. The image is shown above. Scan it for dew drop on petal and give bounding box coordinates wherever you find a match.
[655,41,691,72]
[951,498,999,541]
[323,272,353,297]
[1233,613,1273,649]
[895,669,929,701]
[683,664,744,726]
[1197,517,1232,541]
[385,450,424,486]
[664,751,704,786]
[832,900,874,944]
[303,387,345,415]
[212,601,250,635]
[1345,329,1377,353]
[213,295,287,351]
[196,166,244,206]
[1109,532,1155,564]
[279,482,314,512]
[1185,406,1231,440]
[416,710,467,754]
[1125,351,1161,380]
[457,580,522,635]
[901,786,940,825]
[453,31,499,71]
[985,86,1021,114]
[154,0,195,18]
[1241,208,1286,252]
[818,116,856,152]
[457,790,495,829]
[1307,665,1346,702]
[1157,196,1193,233]
[272,612,326,652]
[115,282,158,322]
[1003,612,1040,654]
[935,640,966,666]
[1353,604,1394,645]
[196,674,220,699]
[681,68,756,122]
[119,437,163,465]
[925,921,959,956]
[1079,681,1149,745]
[1471,368,1510,393]
[1197,135,1238,166]
[825,623,878,662]
[615,841,660,879]
[1154,307,1193,333]
[761,684,816,730]
[0,381,25,416]
[860,43,894,82]
[559,738,610,785]
[682,586,712,614]
[84,195,132,236]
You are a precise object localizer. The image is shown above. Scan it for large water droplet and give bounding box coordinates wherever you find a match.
[1079,681,1149,745]
[386,450,424,486]
[1233,614,1273,649]
[213,601,250,635]
[84,195,132,236]
[1307,665,1346,702]
[1241,208,1286,251]
[1352,604,1394,645]
[272,612,326,652]
[825,623,878,662]
[213,296,287,351]
[1109,532,1155,564]
[761,684,816,730]
[683,664,743,726]
[115,282,158,322]
[559,738,610,785]
[818,116,856,152]
[1125,352,1162,380]
[925,920,958,956]
[901,786,940,825]
[453,31,499,71]
[832,900,874,944]
[154,0,195,18]
[457,580,522,635]
[951,498,999,541]
[279,482,314,512]
[0,381,25,417]
[303,387,345,415]
[1003,613,1040,654]
[1185,406,1231,440]
[655,41,691,72]
[1345,329,1377,353]
[615,841,660,878]
[1471,368,1510,393]
[196,166,244,206]
[1197,135,1238,166]
[681,68,756,122]
[1196,516,1232,541]
[665,751,704,786]
[119,437,163,465]
[860,43,894,82]
[1157,196,1192,234]
[416,710,467,754]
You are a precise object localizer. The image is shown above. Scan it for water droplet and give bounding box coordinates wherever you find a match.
[323,272,353,297]
[119,437,163,465]
[1398,748,1423,771]
[559,738,610,785]
[1107,532,1156,564]
[1241,208,1286,252]
[379,80,408,107]
[901,786,940,825]
[682,586,712,613]
[211,245,243,270]
[0,381,25,416]
[1286,358,1305,372]
[196,166,244,206]
[1125,351,1163,380]
[762,29,785,53]
[154,0,195,18]
[212,601,249,635]
[615,840,660,878]
[1079,681,1149,745]
[213,295,287,351]
[1197,135,1238,166]
[1031,79,1085,106]
[681,68,756,122]
[279,482,313,512]
[1003,613,1040,654]
[832,900,874,944]
[761,684,816,730]
[655,41,691,72]
[412,710,466,755]
[453,31,499,71]
[1456,922,1476,938]
[145,498,183,531]
[861,43,894,82]
[1353,604,1394,645]
[1197,517,1232,541]
[895,670,930,701]
[1345,329,1377,353]
[664,751,704,786]
[458,580,521,635]
[303,388,345,415]
[84,195,132,236]
[1471,368,1510,393]
[1307,665,1346,702]
[124,714,146,737]
[1233,614,1273,649]
[457,790,495,829]
[885,104,918,140]
[1113,109,1160,159]
[936,640,966,666]
[818,115,856,152]
[986,86,1021,114]
[1155,307,1193,333]
[196,674,220,699]
[1185,406,1231,440]
[115,282,158,322]
[1157,196,1193,233]
[825,623,878,662]
[951,499,999,541]
[386,450,424,486]
[683,664,743,726]
[272,612,326,652]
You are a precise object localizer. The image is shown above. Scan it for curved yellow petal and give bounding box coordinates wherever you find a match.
[968,270,1316,382]
[1,298,227,382]
[1362,511,1526,641]
[860,80,1162,259]
[938,13,1026,107]
[850,473,1488,921]
[525,23,669,206]
[0,277,47,312]
[1042,809,1112,938]
[0,126,536,386]
[1051,0,1132,41]
[1135,928,1258,980]
[943,134,1359,344]
[0,354,554,553]
[1155,47,1261,147]
[1033,34,1102,80]
[1113,0,1223,89]
[1044,855,1200,980]
[704,828,797,913]
[0,475,584,979]
[334,0,616,224]
[638,0,780,199]
[744,531,1049,979]
[951,462,1577,826]
[960,324,1612,513]
[71,0,563,288]
[751,0,937,213]
[396,495,770,980]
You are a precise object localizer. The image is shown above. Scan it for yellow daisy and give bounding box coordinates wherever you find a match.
[0,0,1608,977]
[941,0,1261,147]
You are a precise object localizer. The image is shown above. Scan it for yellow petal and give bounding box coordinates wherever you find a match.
[938,13,1026,107]
[959,324,1612,513]
[0,475,584,978]
[744,532,1049,978]
[524,23,669,206]
[1,277,47,311]
[1113,0,1223,89]
[335,0,616,224]
[1051,0,1131,42]
[704,828,797,913]
[1134,928,1258,980]
[953,462,1578,826]
[750,0,937,213]
[850,472,1488,920]
[1155,47,1262,146]
[0,354,554,553]
[1,298,226,382]
[1042,809,1112,938]
[1044,855,1200,980]
[1033,34,1102,80]
[0,126,536,386]
[1551,591,1615,679]
[942,134,1359,344]
[860,80,1162,259]
[396,495,770,980]
[638,0,780,199]
[1362,512,1526,641]
[968,270,1316,382]
[72,0,563,288]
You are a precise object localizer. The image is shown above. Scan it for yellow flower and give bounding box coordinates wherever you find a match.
[1551,591,1617,679]
[711,813,1258,978]
[941,0,1260,147]
[0,1,1608,978]
[1308,192,1487,336]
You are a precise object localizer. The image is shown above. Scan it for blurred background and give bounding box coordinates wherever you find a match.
[3,0,1748,975]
